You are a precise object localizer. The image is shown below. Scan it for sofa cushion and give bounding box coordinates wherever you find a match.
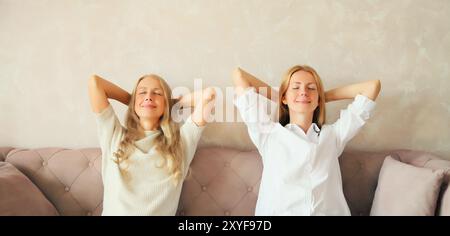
[370,156,444,216]
[0,162,59,216]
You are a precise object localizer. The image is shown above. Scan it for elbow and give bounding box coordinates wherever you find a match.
[368,79,381,100]
[373,79,381,95]
[232,67,250,89]
[374,79,381,91]
[233,67,243,76]
[89,75,100,89]
[232,67,244,85]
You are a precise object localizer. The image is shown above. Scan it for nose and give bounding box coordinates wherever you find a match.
[299,86,309,97]
[144,95,153,102]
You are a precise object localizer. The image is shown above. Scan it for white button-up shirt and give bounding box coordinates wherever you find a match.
[234,88,376,216]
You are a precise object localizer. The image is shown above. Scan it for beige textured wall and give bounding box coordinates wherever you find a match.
[1,0,449,159]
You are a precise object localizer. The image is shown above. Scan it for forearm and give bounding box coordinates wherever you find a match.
[177,87,216,108]
[188,88,217,127]
[233,67,275,100]
[91,75,131,105]
[325,80,381,102]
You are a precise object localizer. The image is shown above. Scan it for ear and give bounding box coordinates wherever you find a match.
[282,96,288,105]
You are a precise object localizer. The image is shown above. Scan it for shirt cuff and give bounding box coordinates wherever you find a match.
[348,94,376,120]
[185,115,206,130]
[234,87,258,111]
[96,105,114,123]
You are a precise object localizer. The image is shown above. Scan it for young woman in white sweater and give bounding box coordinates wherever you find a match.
[233,65,381,216]
[88,74,215,216]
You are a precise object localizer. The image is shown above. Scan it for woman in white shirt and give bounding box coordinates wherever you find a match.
[88,74,215,215]
[233,65,381,216]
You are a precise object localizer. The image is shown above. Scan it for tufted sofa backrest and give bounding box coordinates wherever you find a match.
[176,148,263,216]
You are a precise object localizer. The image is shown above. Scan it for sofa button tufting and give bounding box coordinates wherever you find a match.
[224,162,230,167]
[247,187,253,192]
[64,187,70,192]
[224,211,230,216]
[42,161,47,166]
[201,186,207,191]
[86,212,92,216]
[180,211,185,216]
[89,162,93,167]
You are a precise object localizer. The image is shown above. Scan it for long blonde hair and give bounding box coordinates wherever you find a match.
[113,74,184,184]
[278,65,326,128]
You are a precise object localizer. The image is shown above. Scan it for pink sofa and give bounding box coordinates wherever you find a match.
[0,146,449,216]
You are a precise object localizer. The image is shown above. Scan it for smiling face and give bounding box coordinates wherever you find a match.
[282,70,319,114]
[134,76,166,120]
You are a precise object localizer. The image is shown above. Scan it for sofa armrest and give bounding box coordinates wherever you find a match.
[0,147,15,162]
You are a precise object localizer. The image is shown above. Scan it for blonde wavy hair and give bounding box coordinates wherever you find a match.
[113,74,184,185]
[278,65,326,129]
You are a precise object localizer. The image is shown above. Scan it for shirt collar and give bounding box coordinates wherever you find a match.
[285,123,320,142]
[134,130,161,153]
[144,130,160,136]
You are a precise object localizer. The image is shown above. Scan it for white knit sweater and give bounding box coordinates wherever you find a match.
[96,105,204,216]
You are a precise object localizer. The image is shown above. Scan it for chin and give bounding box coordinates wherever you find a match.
[137,112,162,119]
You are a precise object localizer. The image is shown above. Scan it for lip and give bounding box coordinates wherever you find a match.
[294,100,311,104]
[141,103,157,109]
